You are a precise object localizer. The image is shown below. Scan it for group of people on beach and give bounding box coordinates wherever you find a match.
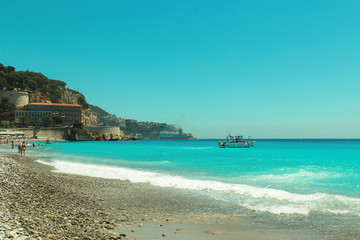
[0,139,11,144]
[11,141,27,156]
[11,141,46,156]
[1,137,48,157]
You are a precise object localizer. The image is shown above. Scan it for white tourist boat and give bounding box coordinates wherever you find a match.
[218,135,255,148]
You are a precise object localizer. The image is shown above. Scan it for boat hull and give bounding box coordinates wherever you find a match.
[220,143,252,148]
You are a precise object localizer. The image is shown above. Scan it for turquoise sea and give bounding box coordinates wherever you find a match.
[8,139,360,238]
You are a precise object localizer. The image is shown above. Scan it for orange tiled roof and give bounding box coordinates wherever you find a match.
[28,102,81,107]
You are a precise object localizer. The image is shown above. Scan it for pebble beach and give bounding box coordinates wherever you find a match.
[0,147,330,240]
[0,153,129,239]
[0,153,250,240]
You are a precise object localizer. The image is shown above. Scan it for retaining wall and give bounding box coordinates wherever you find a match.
[3,126,124,140]
[84,126,123,136]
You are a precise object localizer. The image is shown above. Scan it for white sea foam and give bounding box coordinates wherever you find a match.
[37,159,360,216]
[240,170,342,183]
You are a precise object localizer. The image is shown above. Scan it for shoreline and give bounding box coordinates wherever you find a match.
[1,152,325,239]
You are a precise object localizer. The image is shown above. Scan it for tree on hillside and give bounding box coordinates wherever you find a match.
[6,66,15,73]
[28,80,38,90]
[19,116,28,128]
[77,96,89,109]
[0,63,6,72]
[0,77,6,89]
[0,63,67,98]
[1,97,9,104]
[72,121,83,129]
[52,115,64,125]
[43,115,54,126]
[0,120,9,128]
[29,120,38,127]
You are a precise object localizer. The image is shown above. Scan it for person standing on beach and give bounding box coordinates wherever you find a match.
[21,142,26,156]
[11,141,14,149]
[18,143,21,153]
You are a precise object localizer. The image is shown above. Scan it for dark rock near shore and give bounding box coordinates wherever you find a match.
[90,133,140,141]
[73,129,140,141]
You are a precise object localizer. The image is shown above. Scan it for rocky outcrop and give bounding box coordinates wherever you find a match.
[67,126,139,141]
[89,133,140,141]
[86,128,139,141]
[56,88,85,105]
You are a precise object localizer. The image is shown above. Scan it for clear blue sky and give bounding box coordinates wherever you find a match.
[1,0,360,138]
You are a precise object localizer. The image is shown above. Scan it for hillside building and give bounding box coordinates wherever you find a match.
[81,108,98,127]
[15,101,97,127]
[0,90,29,107]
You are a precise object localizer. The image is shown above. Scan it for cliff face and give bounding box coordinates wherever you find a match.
[56,88,87,106]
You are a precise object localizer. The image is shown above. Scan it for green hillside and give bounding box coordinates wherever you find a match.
[0,63,179,137]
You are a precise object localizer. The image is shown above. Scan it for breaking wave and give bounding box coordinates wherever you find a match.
[37,159,360,216]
